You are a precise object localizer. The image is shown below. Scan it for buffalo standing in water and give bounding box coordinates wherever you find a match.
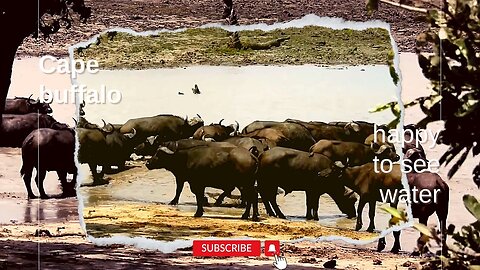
[146,145,259,220]
[21,123,77,199]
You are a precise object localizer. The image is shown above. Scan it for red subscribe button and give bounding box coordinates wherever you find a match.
[193,240,261,257]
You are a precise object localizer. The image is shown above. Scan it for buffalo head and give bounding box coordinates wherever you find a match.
[146,146,175,170]
[344,121,361,135]
[27,95,53,114]
[371,142,399,162]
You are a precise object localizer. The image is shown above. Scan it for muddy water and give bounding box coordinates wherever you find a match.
[77,62,400,239]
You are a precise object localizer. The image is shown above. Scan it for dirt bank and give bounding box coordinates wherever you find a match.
[74,26,391,69]
[18,0,438,57]
[0,223,421,269]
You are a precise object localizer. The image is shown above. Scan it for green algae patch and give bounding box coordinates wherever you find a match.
[74,26,392,69]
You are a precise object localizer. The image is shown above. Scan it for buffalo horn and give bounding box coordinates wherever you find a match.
[375,145,388,154]
[125,128,137,139]
[219,119,224,125]
[334,160,345,168]
[235,120,240,132]
[159,146,174,155]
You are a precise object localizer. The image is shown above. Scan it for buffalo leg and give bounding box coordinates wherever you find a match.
[391,231,401,254]
[259,188,275,216]
[312,192,321,221]
[356,198,367,231]
[251,187,259,221]
[366,200,376,232]
[57,171,68,196]
[377,237,386,252]
[241,186,259,221]
[215,187,234,206]
[35,169,48,199]
[170,178,186,205]
[22,168,36,199]
[270,193,286,219]
[192,185,206,217]
[305,191,314,220]
[437,208,448,255]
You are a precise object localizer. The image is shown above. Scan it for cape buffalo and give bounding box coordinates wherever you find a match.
[0,113,59,147]
[287,119,378,143]
[223,136,269,157]
[257,147,357,220]
[242,120,283,134]
[158,139,239,205]
[328,163,403,233]
[243,122,316,151]
[146,145,259,220]
[309,140,399,166]
[119,114,204,145]
[193,119,239,141]
[77,124,138,183]
[20,124,76,199]
[377,172,449,254]
[5,95,53,114]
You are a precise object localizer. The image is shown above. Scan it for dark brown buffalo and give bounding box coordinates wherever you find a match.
[241,120,283,134]
[5,95,53,115]
[309,140,399,166]
[193,119,239,141]
[77,123,138,183]
[0,113,59,147]
[146,145,259,220]
[119,114,204,145]
[243,122,316,151]
[330,163,403,233]
[223,136,269,157]
[328,162,449,253]
[21,124,76,199]
[287,119,380,143]
[158,139,238,205]
[257,147,357,220]
[377,172,449,254]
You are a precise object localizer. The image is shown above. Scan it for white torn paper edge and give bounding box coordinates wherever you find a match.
[71,14,411,253]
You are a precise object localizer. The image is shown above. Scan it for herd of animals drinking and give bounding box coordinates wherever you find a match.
[0,95,449,254]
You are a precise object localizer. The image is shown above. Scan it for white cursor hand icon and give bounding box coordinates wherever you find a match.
[273,254,287,269]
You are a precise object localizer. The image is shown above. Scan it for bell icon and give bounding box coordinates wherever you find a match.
[268,244,277,254]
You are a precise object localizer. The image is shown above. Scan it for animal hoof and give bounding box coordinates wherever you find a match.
[390,247,400,254]
[313,216,319,221]
[278,214,287,219]
[27,195,38,199]
[194,212,203,218]
[40,195,49,199]
[241,214,249,220]
[377,239,386,252]
[355,224,362,231]
[306,216,313,220]
[252,216,260,222]
[214,201,222,207]
[169,200,178,205]
[366,227,375,233]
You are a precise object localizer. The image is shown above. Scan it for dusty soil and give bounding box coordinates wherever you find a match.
[18,0,439,57]
[83,201,376,241]
[0,223,422,269]
[74,26,392,69]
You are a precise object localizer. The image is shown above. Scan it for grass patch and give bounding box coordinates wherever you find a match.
[75,26,392,69]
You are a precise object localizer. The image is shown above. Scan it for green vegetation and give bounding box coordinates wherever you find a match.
[74,26,391,69]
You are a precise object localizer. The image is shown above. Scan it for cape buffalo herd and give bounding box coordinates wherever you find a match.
[0,97,450,254]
